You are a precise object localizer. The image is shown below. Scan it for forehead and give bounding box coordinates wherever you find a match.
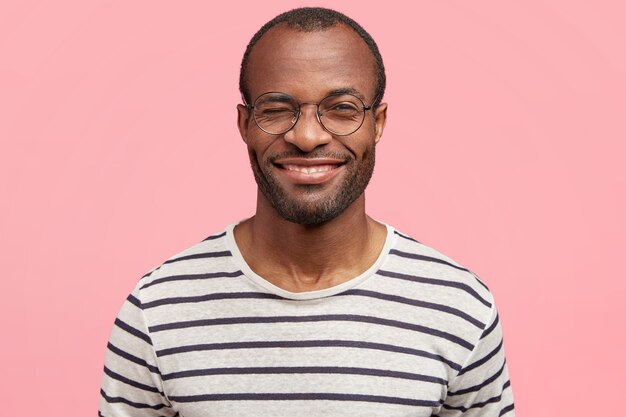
[245,24,377,101]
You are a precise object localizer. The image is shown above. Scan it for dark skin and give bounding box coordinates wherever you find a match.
[235,24,388,293]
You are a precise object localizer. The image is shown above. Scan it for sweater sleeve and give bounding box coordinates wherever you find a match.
[436,302,515,416]
[98,283,177,417]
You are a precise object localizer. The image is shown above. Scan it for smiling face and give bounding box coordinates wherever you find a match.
[237,23,387,225]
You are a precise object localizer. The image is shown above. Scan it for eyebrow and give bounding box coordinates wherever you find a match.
[327,87,362,98]
[262,94,297,103]
[256,88,367,104]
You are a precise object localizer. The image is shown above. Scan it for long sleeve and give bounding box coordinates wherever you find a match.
[98,283,177,417]
[437,302,515,416]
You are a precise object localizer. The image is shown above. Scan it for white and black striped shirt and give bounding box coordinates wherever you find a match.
[99,223,514,416]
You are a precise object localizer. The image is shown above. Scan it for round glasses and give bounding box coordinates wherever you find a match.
[247,92,374,136]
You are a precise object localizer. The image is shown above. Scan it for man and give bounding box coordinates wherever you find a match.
[99,7,514,416]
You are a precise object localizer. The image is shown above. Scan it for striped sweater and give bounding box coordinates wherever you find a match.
[99,223,514,416]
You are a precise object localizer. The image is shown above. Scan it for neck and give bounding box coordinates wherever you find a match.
[234,192,386,292]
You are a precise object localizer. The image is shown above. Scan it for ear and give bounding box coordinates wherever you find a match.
[373,102,387,144]
[237,104,251,143]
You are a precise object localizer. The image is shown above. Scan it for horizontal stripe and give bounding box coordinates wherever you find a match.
[470,271,490,290]
[156,339,462,370]
[149,314,474,350]
[114,318,152,345]
[107,342,160,374]
[500,398,515,416]
[141,270,244,290]
[163,250,231,265]
[458,339,503,376]
[100,389,168,410]
[103,366,162,394]
[168,392,443,407]
[394,230,420,243]
[203,231,227,241]
[481,313,499,339]
[442,394,501,412]
[162,366,447,385]
[343,289,485,328]
[443,381,511,412]
[448,361,506,396]
[377,269,492,307]
[141,266,161,279]
[141,291,281,309]
[126,294,141,308]
[390,249,470,273]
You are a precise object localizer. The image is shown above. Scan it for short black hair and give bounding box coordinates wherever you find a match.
[239,7,386,108]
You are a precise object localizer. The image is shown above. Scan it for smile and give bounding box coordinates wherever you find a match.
[271,158,346,185]
[282,164,338,174]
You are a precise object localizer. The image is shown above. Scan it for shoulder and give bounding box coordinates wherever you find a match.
[380,226,495,328]
[389,228,489,291]
[134,226,241,302]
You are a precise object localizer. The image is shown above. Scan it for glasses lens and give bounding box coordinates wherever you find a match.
[319,94,365,135]
[253,93,299,134]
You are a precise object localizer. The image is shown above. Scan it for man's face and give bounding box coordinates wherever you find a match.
[237,24,387,225]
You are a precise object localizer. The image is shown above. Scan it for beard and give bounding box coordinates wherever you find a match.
[249,147,375,226]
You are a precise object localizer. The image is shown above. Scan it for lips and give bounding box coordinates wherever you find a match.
[272,157,346,185]
[282,164,338,174]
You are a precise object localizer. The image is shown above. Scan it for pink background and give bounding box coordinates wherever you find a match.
[1,1,624,415]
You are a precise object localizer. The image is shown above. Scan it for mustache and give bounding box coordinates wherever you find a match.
[268,149,354,163]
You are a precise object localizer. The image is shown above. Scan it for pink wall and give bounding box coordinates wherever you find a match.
[1,1,624,415]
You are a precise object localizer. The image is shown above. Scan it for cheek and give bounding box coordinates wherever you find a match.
[246,136,275,160]
[344,134,377,160]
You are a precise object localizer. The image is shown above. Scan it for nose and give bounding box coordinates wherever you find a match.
[283,104,332,152]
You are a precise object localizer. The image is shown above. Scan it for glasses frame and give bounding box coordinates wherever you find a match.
[245,91,375,136]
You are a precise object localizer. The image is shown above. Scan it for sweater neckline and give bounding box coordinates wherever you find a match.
[224,221,397,300]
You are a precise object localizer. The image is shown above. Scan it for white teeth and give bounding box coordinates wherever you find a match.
[283,164,336,173]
